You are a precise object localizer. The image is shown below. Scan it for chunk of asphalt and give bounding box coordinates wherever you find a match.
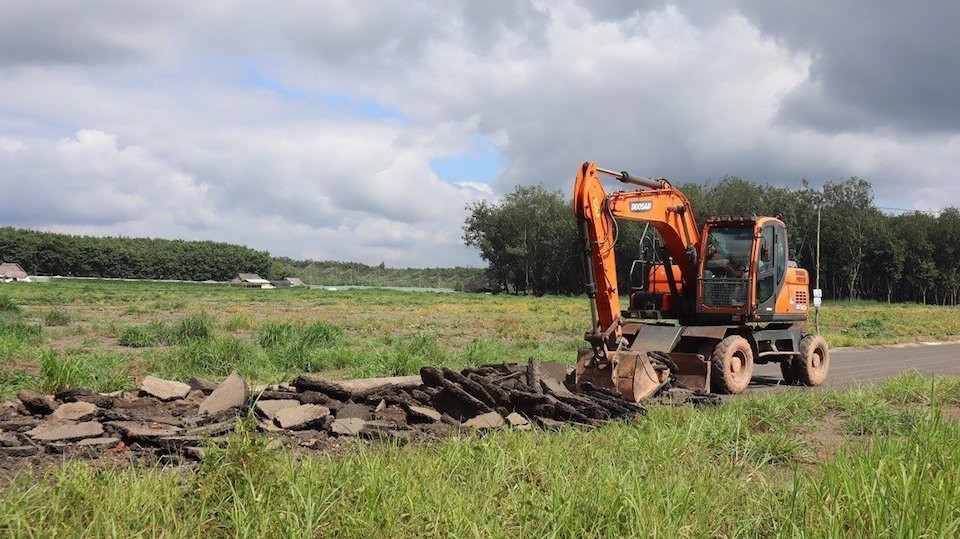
[55,388,113,408]
[255,399,301,421]
[188,377,219,394]
[291,375,352,401]
[274,404,331,430]
[405,405,441,423]
[49,401,98,422]
[540,377,574,398]
[17,390,57,415]
[140,376,192,401]
[107,421,183,441]
[330,417,366,436]
[26,421,105,442]
[0,431,22,447]
[336,402,372,421]
[506,412,531,430]
[198,372,248,415]
[49,437,121,455]
[463,412,505,429]
[0,445,39,457]
[539,361,570,383]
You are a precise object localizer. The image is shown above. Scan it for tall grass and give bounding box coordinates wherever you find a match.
[3,379,959,537]
[38,348,129,392]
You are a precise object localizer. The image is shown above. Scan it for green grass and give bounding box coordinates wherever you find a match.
[42,308,71,327]
[37,348,129,393]
[2,376,960,536]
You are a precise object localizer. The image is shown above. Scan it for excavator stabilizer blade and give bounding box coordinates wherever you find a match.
[668,352,711,391]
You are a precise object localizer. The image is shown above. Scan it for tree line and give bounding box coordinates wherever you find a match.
[0,227,271,281]
[463,177,960,304]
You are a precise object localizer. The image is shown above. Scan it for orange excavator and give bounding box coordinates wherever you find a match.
[573,161,829,401]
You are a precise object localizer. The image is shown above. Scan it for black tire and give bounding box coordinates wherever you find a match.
[795,334,829,386]
[710,335,754,394]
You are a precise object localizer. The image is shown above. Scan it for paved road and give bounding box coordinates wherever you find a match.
[748,341,960,394]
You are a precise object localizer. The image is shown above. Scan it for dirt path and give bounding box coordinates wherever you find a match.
[749,341,960,394]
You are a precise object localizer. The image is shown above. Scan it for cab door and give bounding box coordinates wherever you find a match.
[755,222,786,316]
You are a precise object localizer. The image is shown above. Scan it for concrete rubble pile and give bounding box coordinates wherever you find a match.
[0,359,715,465]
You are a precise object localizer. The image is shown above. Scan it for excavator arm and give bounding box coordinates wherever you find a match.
[573,161,707,402]
[574,161,701,338]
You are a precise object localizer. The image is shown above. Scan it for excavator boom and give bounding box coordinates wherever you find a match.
[574,161,708,401]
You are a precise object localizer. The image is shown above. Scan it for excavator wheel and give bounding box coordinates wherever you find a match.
[710,335,754,394]
[794,334,829,386]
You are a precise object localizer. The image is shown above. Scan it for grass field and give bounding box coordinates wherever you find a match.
[2,280,960,536]
[2,373,960,536]
[1,279,959,400]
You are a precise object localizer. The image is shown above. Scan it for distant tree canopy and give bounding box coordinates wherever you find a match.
[0,227,271,281]
[464,177,960,305]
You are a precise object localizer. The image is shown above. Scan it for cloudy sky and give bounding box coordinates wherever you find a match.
[1,1,958,267]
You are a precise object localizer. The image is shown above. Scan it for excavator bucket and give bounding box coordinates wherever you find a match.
[575,348,668,402]
[575,348,712,402]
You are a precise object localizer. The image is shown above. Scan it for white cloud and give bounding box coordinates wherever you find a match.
[0,1,958,267]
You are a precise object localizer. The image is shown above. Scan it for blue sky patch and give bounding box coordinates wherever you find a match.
[321,93,409,121]
[430,134,501,182]
[238,61,307,100]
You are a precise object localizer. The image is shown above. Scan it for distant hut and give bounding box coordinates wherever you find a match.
[231,273,271,287]
[0,263,29,282]
[271,277,305,288]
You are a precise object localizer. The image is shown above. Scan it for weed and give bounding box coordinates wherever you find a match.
[0,367,36,400]
[172,314,214,343]
[0,295,20,314]
[43,308,71,327]
[38,348,128,392]
[118,326,158,348]
[224,313,254,331]
[843,405,923,436]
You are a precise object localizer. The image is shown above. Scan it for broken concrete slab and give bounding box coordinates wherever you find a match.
[0,432,21,447]
[463,412,504,429]
[17,390,57,415]
[254,399,300,420]
[188,377,219,393]
[405,405,442,423]
[336,402,371,421]
[540,377,574,398]
[55,388,113,408]
[291,375,352,400]
[49,437,121,455]
[506,412,532,430]
[140,376,192,401]
[186,421,235,437]
[198,371,248,415]
[337,375,422,394]
[0,445,39,457]
[330,417,366,436]
[26,421,104,442]
[50,401,98,422]
[539,361,570,382]
[274,404,330,430]
[107,421,183,441]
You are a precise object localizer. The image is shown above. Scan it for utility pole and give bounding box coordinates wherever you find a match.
[815,201,821,291]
